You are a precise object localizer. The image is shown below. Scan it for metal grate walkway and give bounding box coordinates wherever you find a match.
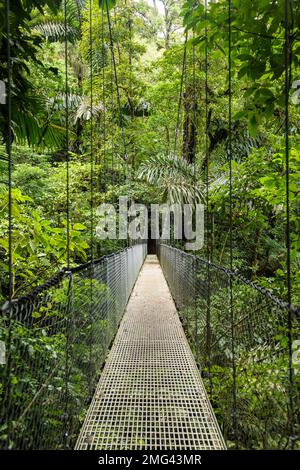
[75,256,225,450]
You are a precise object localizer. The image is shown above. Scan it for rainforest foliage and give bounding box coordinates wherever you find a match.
[0,0,299,303]
[0,0,299,450]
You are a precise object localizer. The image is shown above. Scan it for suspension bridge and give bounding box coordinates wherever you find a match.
[1,242,299,450]
[75,254,225,450]
[1,0,300,452]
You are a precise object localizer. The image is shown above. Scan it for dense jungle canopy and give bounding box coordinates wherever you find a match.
[1,0,299,303]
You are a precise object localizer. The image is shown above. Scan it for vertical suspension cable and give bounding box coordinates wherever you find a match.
[174,32,188,157]
[128,3,135,178]
[228,0,233,271]
[63,0,72,448]
[99,0,106,257]
[64,0,70,269]
[191,30,199,363]
[4,0,13,449]
[90,0,94,265]
[228,0,238,447]
[116,8,122,186]
[204,0,212,400]
[173,32,188,253]
[284,0,291,308]
[204,2,209,255]
[101,2,106,164]
[110,39,115,184]
[284,0,295,446]
[106,1,127,158]
[127,5,133,245]
[89,0,94,396]
[106,1,131,247]
[5,0,12,304]
[106,2,130,248]
[95,29,100,172]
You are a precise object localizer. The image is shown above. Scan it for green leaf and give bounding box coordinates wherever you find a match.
[253,88,274,105]
[233,110,247,120]
[73,223,86,231]
[99,0,117,11]
[248,113,259,137]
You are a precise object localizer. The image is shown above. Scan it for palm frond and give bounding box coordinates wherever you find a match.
[12,111,66,150]
[34,21,80,43]
[138,154,195,183]
[227,128,264,163]
[138,154,204,205]
[74,97,104,122]
[32,0,85,43]
[48,93,83,112]
[164,175,203,205]
[209,175,228,192]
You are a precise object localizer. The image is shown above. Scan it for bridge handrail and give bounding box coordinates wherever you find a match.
[1,243,145,311]
[159,243,300,314]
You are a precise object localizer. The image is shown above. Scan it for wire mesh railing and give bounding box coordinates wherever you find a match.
[0,243,147,450]
[158,243,300,450]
